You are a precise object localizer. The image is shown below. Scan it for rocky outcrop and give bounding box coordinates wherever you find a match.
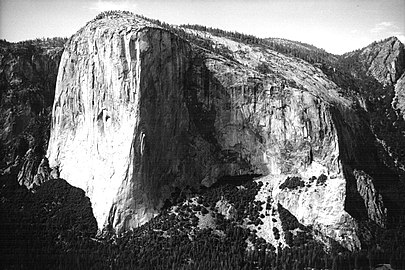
[17,156,58,190]
[46,12,397,250]
[343,36,405,86]
[185,30,390,250]
[341,37,405,123]
[47,15,193,230]
[358,37,405,121]
[0,39,64,187]
[353,169,387,227]
[341,37,405,179]
[393,72,405,120]
[215,198,236,220]
[365,37,404,85]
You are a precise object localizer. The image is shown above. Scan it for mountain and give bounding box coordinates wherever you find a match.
[50,11,360,246]
[341,37,404,86]
[338,37,405,178]
[44,11,404,248]
[0,38,65,186]
[1,10,405,269]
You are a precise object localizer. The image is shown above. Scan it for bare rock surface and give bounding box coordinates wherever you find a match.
[343,36,405,86]
[394,72,405,120]
[353,169,387,227]
[46,12,401,250]
[47,14,192,230]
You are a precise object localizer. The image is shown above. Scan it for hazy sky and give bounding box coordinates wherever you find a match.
[0,0,404,54]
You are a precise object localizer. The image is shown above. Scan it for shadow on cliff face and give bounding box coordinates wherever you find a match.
[184,52,268,177]
[184,53,220,146]
[330,50,405,232]
[331,104,405,233]
[0,173,97,268]
[114,49,268,231]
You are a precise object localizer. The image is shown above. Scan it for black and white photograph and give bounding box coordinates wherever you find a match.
[0,0,405,269]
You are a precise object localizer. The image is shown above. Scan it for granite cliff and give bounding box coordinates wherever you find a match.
[47,15,193,230]
[342,37,404,86]
[0,38,65,187]
[42,12,405,251]
[340,37,405,179]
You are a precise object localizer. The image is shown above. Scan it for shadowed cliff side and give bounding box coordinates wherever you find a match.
[337,37,405,233]
[0,38,65,187]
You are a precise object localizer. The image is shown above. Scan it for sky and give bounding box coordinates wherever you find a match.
[0,0,404,55]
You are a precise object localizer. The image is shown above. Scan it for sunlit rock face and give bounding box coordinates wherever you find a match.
[366,37,404,85]
[344,36,405,86]
[185,33,374,250]
[48,12,388,249]
[362,37,405,121]
[394,73,405,120]
[342,36,405,121]
[353,169,387,227]
[47,15,193,230]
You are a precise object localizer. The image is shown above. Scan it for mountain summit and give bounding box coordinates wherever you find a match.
[1,12,404,261]
[40,11,405,251]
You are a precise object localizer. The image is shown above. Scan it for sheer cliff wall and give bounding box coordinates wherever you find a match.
[47,14,390,250]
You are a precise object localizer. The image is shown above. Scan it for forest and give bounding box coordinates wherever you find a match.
[1,172,405,269]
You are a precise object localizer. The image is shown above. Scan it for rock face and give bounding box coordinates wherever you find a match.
[46,12,399,249]
[47,15,193,230]
[353,169,387,227]
[341,37,405,179]
[341,37,405,123]
[364,38,404,85]
[343,37,405,86]
[360,37,405,122]
[0,39,65,186]
[394,72,405,120]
